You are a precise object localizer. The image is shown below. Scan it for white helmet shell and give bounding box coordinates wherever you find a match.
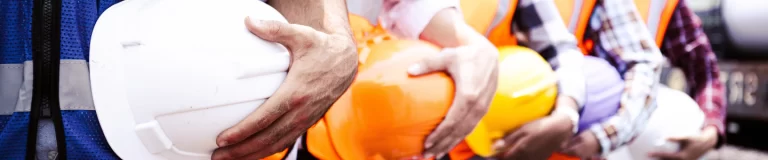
[606,87,705,160]
[89,0,289,159]
[723,0,768,50]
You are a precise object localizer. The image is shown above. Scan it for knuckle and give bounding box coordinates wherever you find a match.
[265,23,283,36]
[469,105,489,116]
[439,118,459,128]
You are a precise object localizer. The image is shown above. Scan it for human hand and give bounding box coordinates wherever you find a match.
[648,126,719,160]
[406,44,499,159]
[561,130,601,159]
[493,113,575,160]
[212,18,357,160]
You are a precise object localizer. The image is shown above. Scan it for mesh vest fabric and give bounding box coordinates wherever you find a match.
[1,0,122,159]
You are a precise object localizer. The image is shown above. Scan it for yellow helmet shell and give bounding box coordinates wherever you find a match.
[465,46,558,157]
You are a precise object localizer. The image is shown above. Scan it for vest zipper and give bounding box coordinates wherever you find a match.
[29,0,67,159]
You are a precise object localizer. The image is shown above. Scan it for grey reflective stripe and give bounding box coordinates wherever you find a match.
[15,61,34,113]
[646,0,668,41]
[486,0,511,36]
[567,0,584,33]
[59,59,96,111]
[0,63,25,115]
[4,60,95,112]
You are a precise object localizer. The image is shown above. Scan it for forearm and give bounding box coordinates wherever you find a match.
[587,0,666,155]
[419,8,487,48]
[695,80,726,146]
[660,3,727,146]
[268,0,353,36]
[590,62,662,155]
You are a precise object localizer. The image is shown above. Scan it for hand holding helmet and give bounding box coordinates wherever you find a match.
[212,9,358,160]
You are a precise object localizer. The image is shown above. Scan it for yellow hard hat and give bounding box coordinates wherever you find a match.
[464,46,558,157]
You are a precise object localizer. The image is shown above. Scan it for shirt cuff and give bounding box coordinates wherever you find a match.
[704,118,726,148]
[589,124,612,157]
[378,0,461,39]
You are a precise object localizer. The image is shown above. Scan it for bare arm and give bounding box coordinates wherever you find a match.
[661,3,725,148]
[378,0,500,156]
[587,0,665,155]
[419,8,490,49]
[268,0,354,36]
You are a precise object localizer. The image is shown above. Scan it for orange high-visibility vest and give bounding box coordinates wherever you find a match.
[633,0,680,46]
[565,0,679,54]
[553,0,598,54]
[460,0,520,46]
[547,1,680,160]
[461,0,601,51]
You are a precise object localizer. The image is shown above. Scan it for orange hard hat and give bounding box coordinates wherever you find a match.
[310,31,452,160]
[548,153,581,160]
[349,13,374,41]
[306,34,556,159]
[261,149,289,160]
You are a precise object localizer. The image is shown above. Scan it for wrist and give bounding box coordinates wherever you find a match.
[551,107,579,134]
[702,126,719,147]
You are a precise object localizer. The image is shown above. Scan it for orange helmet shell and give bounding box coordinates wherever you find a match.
[321,38,453,160]
[349,14,374,41]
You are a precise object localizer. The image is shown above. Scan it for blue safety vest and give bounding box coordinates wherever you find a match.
[1,0,122,159]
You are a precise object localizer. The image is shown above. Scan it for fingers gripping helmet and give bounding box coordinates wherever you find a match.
[463,46,558,157]
[89,0,289,159]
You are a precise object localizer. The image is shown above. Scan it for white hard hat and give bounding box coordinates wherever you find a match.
[606,87,705,160]
[723,0,768,50]
[88,0,289,159]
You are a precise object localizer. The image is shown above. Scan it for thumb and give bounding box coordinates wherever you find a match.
[407,49,455,76]
[245,17,321,49]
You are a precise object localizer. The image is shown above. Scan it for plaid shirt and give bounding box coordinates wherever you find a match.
[660,0,725,147]
[585,0,726,156]
[512,0,588,108]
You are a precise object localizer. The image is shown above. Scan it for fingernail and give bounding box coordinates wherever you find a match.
[493,140,505,149]
[423,153,434,159]
[407,64,423,75]
[437,153,446,159]
[247,16,262,25]
[218,140,229,147]
[424,142,434,148]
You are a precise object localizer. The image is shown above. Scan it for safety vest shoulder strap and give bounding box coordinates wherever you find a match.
[554,0,597,55]
[554,0,597,44]
[460,0,500,34]
[485,0,519,46]
[634,0,679,46]
[460,0,519,46]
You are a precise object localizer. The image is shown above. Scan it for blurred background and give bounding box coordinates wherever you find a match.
[345,0,768,159]
[681,0,768,159]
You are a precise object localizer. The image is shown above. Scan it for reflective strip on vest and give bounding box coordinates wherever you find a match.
[486,0,511,36]
[554,0,597,52]
[485,0,520,46]
[635,0,679,46]
[0,64,24,116]
[0,61,97,112]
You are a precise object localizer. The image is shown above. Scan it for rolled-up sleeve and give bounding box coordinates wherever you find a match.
[378,0,461,39]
